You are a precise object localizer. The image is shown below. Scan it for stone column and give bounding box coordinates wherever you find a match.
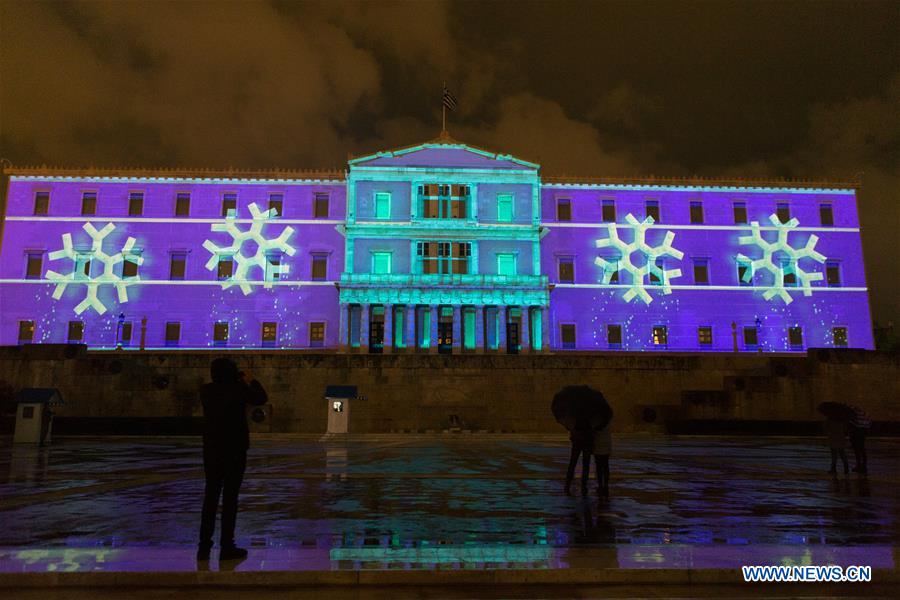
[402,304,414,353]
[475,305,485,354]
[360,303,370,353]
[451,305,462,354]
[541,307,551,353]
[338,303,348,352]
[383,303,393,354]
[497,306,507,354]
[428,304,439,354]
[520,306,531,354]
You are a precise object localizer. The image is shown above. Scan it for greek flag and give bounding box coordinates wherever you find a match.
[442,86,458,111]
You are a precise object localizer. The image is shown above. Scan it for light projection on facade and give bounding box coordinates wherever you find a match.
[594,214,683,305]
[45,222,143,315]
[736,213,826,305]
[202,202,296,295]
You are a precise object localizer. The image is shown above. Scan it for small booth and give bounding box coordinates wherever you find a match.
[325,385,358,434]
[14,388,64,445]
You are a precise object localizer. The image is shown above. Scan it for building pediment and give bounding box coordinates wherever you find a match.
[349,137,539,171]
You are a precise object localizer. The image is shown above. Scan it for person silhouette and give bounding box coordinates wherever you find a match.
[197,358,267,561]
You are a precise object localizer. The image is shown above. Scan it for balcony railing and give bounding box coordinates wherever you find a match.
[340,272,548,288]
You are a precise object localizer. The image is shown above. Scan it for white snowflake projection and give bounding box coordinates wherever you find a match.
[594,213,684,305]
[737,213,825,305]
[45,222,143,315]
[203,202,296,295]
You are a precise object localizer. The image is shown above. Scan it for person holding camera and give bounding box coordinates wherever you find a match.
[197,358,267,561]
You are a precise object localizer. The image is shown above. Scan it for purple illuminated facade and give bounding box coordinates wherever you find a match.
[0,138,874,351]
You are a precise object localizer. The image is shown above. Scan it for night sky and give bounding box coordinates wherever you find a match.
[1,0,897,325]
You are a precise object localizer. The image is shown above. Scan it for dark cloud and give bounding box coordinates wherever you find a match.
[1,0,897,323]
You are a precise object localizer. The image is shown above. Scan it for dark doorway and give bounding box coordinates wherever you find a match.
[438,306,453,354]
[369,306,385,354]
[507,322,519,354]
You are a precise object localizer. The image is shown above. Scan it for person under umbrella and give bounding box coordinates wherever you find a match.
[848,405,871,474]
[552,386,613,496]
[818,402,853,476]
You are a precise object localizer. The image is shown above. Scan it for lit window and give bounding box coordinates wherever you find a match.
[820,204,834,226]
[175,193,191,216]
[558,257,574,283]
[497,253,516,276]
[169,253,186,280]
[418,184,468,219]
[743,326,758,347]
[826,261,841,287]
[309,322,325,347]
[311,254,328,281]
[497,194,513,222]
[34,191,50,215]
[222,193,237,217]
[652,325,668,346]
[81,192,97,216]
[213,322,229,346]
[601,199,616,222]
[776,202,791,224]
[314,193,329,218]
[18,321,35,344]
[375,192,391,220]
[165,322,181,346]
[268,193,283,217]
[781,260,797,286]
[698,326,713,346]
[556,198,571,221]
[560,324,576,349]
[733,202,747,224]
[418,241,470,274]
[737,258,753,286]
[788,326,803,348]
[217,257,233,280]
[607,324,622,347]
[693,259,709,285]
[689,201,703,224]
[372,252,392,275]
[68,321,84,343]
[832,327,848,347]
[645,200,659,222]
[128,192,144,216]
[262,322,278,346]
[25,253,42,279]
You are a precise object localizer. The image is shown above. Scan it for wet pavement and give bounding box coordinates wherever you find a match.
[0,434,897,574]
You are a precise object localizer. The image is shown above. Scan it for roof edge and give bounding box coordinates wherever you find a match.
[543,174,860,191]
[2,165,346,181]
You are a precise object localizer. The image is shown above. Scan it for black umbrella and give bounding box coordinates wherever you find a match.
[817,401,856,421]
[552,385,613,432]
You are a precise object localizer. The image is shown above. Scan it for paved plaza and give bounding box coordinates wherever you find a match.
[0,434,897,596]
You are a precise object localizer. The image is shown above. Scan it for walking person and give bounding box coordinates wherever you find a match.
[824,415,849,476]
[197,358,267,561]
[592,413,613,499]
[848,405,870,474]
[565,417,594,496]
[553,385,613,497]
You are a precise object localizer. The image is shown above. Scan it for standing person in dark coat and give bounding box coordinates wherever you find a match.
[565,416,594,496]
[848,405,870,474]
[197,358,267,561]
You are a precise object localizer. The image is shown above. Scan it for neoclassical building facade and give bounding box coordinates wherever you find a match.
[0,136,874,352]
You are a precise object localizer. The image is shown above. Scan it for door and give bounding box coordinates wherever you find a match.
[438,306,453,354]
[369,306,385,353]
[507,322,519,354]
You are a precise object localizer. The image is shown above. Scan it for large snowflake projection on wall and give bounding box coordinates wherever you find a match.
[203,202,296,295]
[737,213,826,305]
[594,213,684,305]
[45,223,143,315]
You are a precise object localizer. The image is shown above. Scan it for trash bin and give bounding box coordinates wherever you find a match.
[13,388,64,445]
[325,385,357,434]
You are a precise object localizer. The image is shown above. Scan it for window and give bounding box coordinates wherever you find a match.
[607,324,622,347]
[169,253,186,280]
[693,259,709,285]
[217,256,234,280]
[309,321,325,347]
[165,322,181,346]
[556,198,571,221]
[418,184,469,219]
[776,202,791,224]
[372,252,392,275]
[602,199,616,222]
[222,193,237,217]
[648,258,665,286]
[780,259,797,286]
[68,321,84,343]
[788,326,803,348]
[175,193,191,216]
[826,261,841,287]
[832,327,848,347]
[213,322,229,346]
[262,322,278,346]
[374,192,391,220]
[311,254,328,281]
[497,253,516,276]
[268,193,283,217]
[265,254,282,281]
[820,204,834,226]
[128,192,144,216]
[122,252,140,278]
[558,257,574,283]
[33,191,49,215]
[737,258,752,286]
[314,193,329,218]
[560,324,576,349]
[25,253,42,279]
[698,326,713,346]
[18,321,35,344]
[689,200,703,224]
[81,192,97,216]
[652,325,668,346]
[417,241,470,274]
[743,326,758,347]
[645,200,660,222]
[497,194,513,222]
[75,254,92,280]
[120,322,132,346]
[733,202,747,224]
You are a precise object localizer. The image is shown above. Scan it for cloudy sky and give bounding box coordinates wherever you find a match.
[1,0,897,324]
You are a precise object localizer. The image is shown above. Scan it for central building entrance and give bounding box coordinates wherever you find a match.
[437,306,453,354]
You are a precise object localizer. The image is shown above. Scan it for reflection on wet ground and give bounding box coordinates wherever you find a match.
[0,435,897,572]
